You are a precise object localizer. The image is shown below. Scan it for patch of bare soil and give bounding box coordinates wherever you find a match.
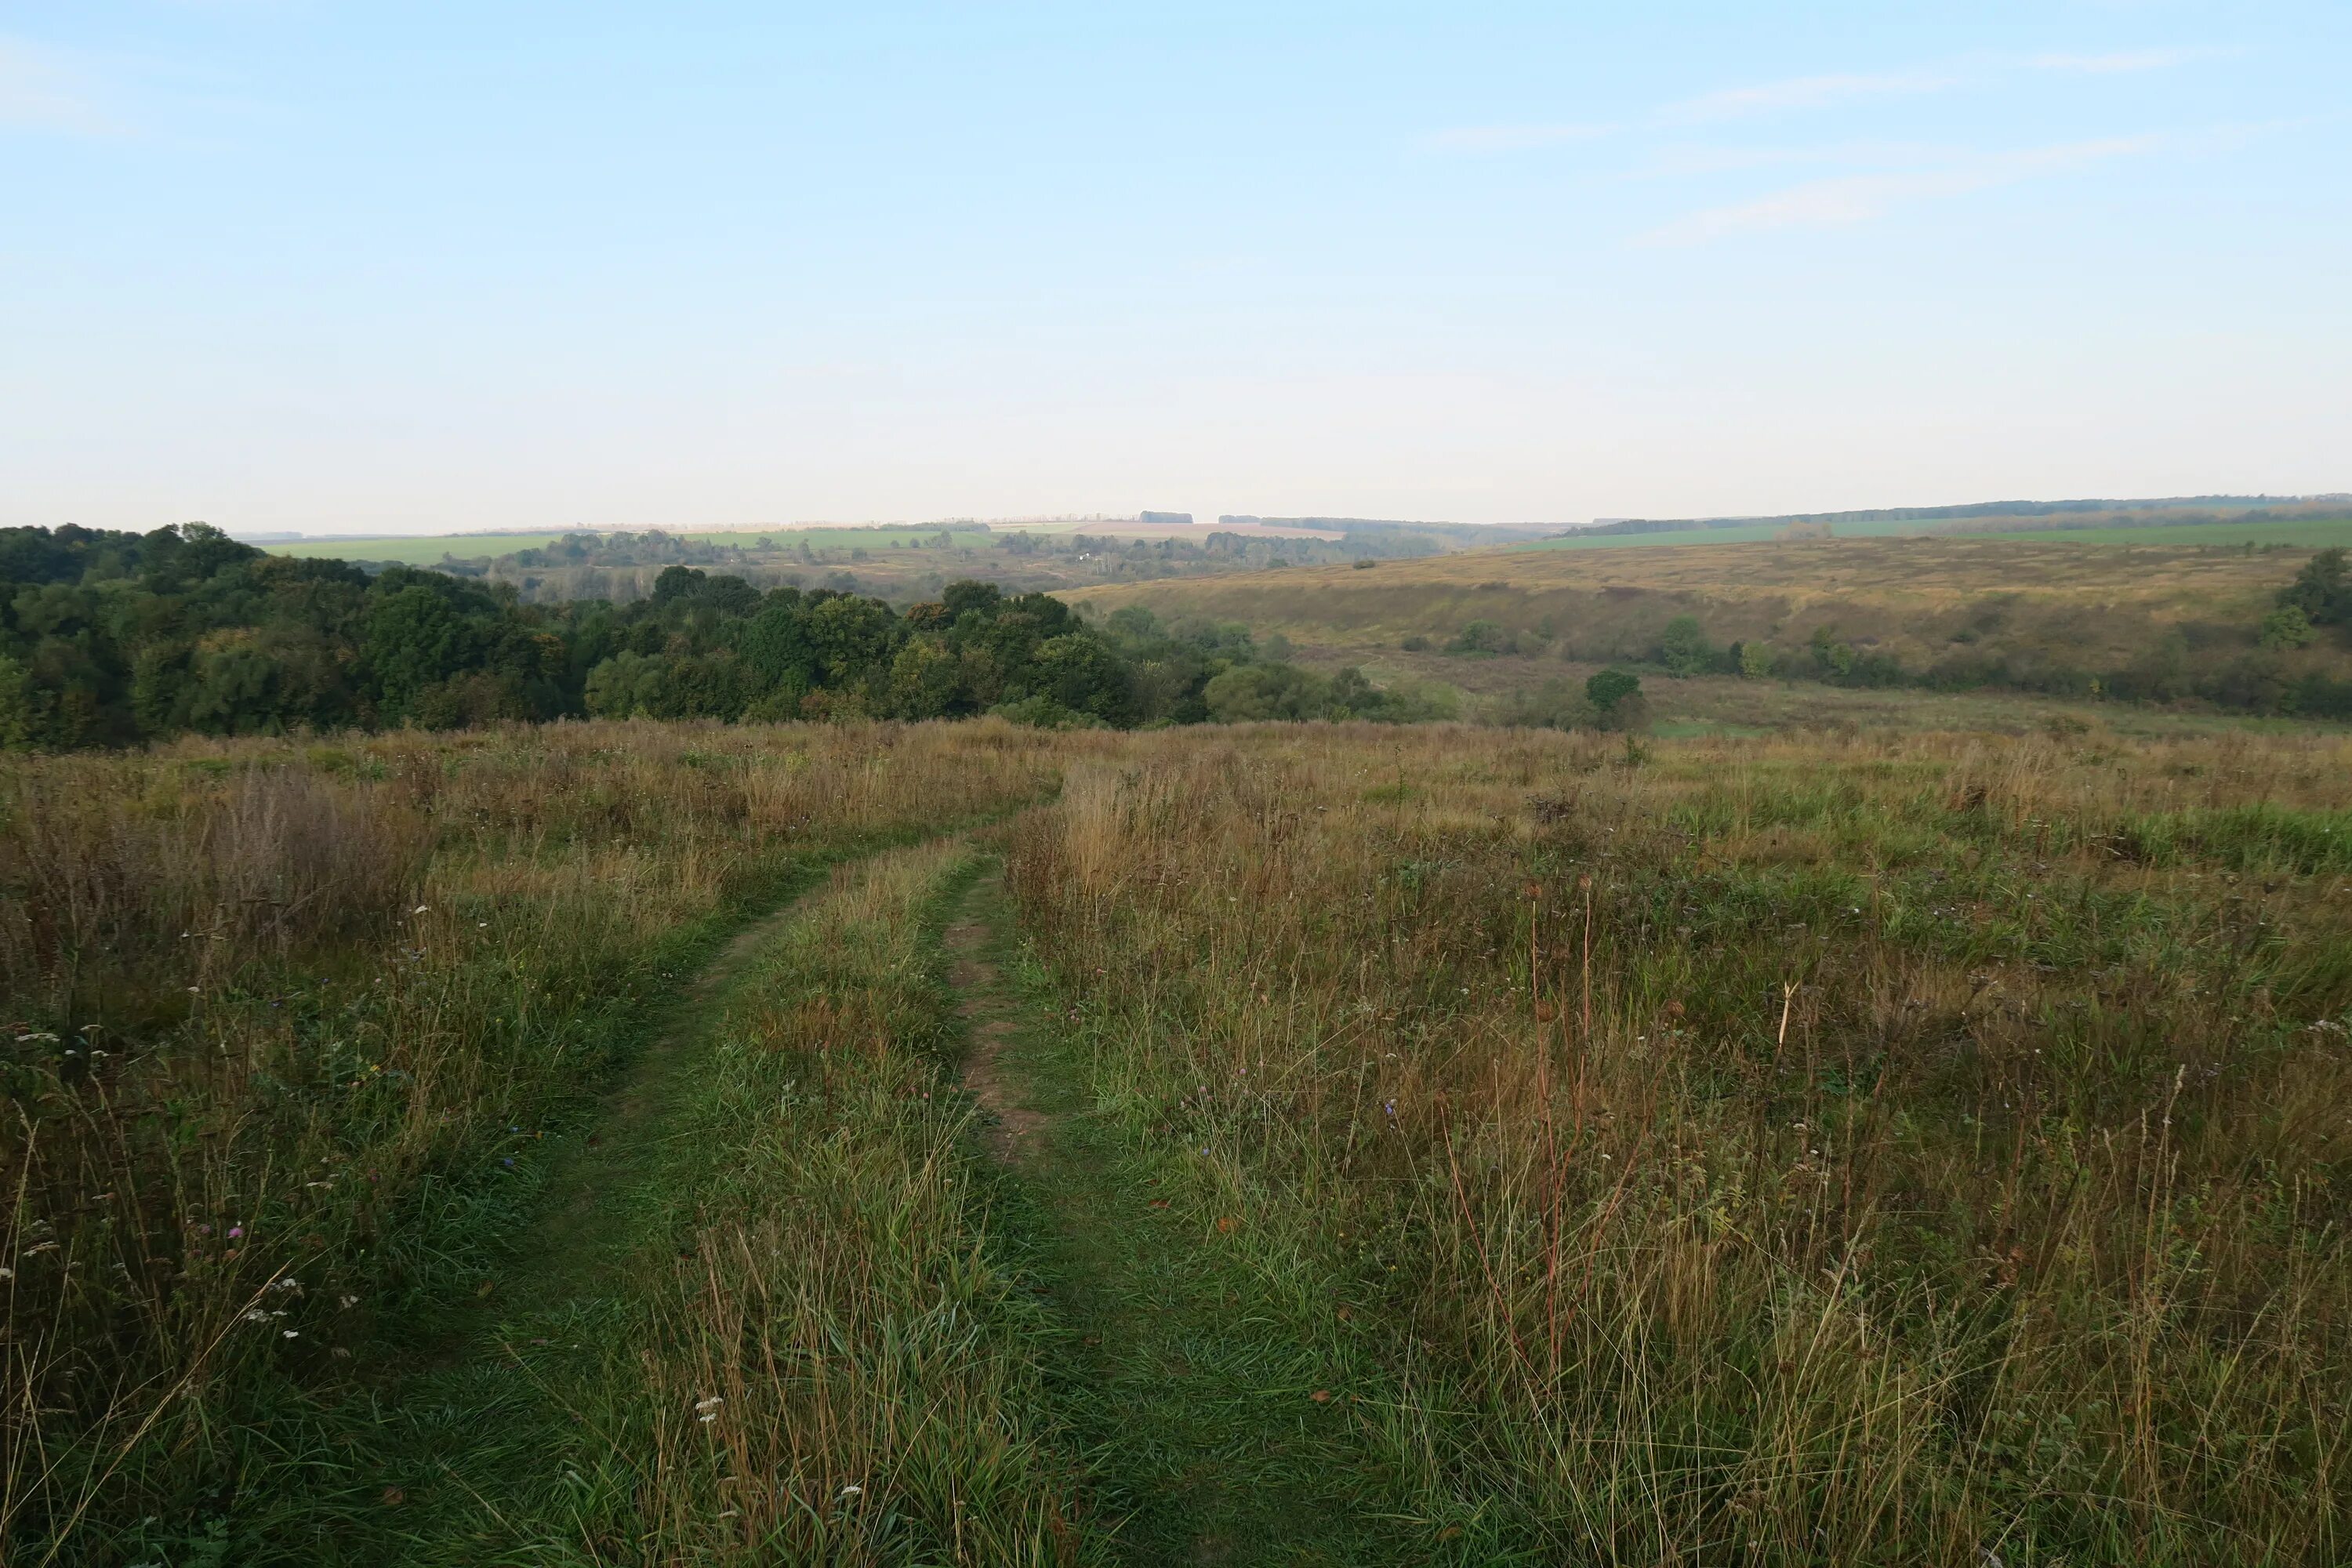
[945,883,1050,1159]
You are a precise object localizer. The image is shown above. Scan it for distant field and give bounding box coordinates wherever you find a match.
[1522,515,2352,553]
[267,526,998,563]
[1069,534,2310,637]
[1065,533,2352,724]
[1972,516,2352,549]
[1519,518,1929,550]
[270,532,572,562]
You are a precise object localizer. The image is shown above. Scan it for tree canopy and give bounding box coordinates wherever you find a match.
[0,524,1440,748]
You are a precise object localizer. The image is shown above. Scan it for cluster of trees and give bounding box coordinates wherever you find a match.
[0,524,585,748]
[0,524,1455,749]
[576,572,1136,727]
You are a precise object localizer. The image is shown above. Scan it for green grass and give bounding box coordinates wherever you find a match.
[1005,724,2352,1563]
[15,720,2352,1563]
[269,532,575,561]
[957,869,1472,1565]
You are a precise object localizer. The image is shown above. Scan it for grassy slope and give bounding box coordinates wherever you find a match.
[1062,534,2352,719]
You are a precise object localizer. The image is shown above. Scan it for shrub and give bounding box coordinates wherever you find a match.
[1659,615,1717,677]
[2261,605,2318,650]
[1492,678,1592,731]
[1445,620,1510,656]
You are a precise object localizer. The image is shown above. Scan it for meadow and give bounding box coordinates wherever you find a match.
[1069,534,2352,722]
[5,715,2348,1563]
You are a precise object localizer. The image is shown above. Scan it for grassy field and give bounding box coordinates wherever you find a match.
[1066,533,2352,722]
[6,717,2348,1563]
[1972,516,2352,549]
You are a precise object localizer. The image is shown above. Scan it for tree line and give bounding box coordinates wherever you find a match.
[0,524,1439,749]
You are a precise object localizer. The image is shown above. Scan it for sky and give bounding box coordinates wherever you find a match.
[3,2,2348,535]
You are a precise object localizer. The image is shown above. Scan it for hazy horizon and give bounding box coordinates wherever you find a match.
[7,2,2349,537]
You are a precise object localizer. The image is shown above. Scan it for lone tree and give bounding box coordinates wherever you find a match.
[1584,666,1648,732]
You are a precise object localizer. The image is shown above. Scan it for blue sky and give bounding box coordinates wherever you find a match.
[4,2,2347,533]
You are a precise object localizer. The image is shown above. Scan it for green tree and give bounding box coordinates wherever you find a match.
[1585,666,1641,713]
[2260,605,2317,650]
[0,653,34,750]
[2279,547,2351,626]
[884,635,964,720]
[1659,615,1716,677]
[584,652,666,717]
[364,582,481,718]
[1203,662,1333,721]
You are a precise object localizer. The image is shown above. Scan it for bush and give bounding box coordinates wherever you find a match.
[1492,679,1592,731]
[1659,615,1718,677]
[2261,605,2318,650]
[1445,620,1510,657]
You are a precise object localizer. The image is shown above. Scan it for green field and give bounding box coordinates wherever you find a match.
[1973,515,2352,549]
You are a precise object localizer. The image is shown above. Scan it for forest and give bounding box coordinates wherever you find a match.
[0,524,1448,748]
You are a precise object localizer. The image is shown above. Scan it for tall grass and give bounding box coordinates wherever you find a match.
[1009,723,2352,1563]
[633,841,1094,1563]
[10,714,2347,1561]
[0,720,1069,1561]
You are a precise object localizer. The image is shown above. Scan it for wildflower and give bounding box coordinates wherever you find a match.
[839,1484,862,1498]
[282,1330,299,1339]
[227,1226,244,1239]
[413,906,430,915]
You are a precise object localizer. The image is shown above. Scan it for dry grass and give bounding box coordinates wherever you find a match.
[7,715,2348,1562]
[0,719,1069,1560]
[1009,722,2352,1563]
[1065,535,2347,689]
